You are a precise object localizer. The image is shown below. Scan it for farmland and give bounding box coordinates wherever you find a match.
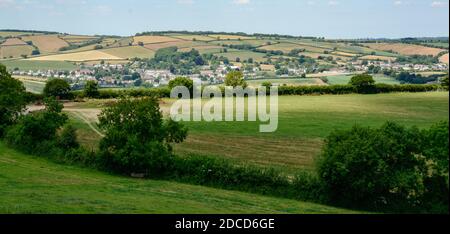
[21,35,69,53]
[59,92,449,171]
[29,50,123,62]
[363,43,446,56]
[0,142,358,214]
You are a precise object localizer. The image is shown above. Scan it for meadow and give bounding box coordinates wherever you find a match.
[62,92,449,172]
[1,60,77,70]
[0,142,358,214]
[325,74,400,85]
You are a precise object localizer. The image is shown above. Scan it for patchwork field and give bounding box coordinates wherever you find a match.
[214,51,268,62]
[29,50,123,61]
[0,45,34,58]
[14,76,46,93]
[168,34,216,41]
[260,42,325,53]
[61,35,99,44]
[208,34,253,40]
[133,36,181,45]
[359,55,396,61]
[21,35,69,53]
[0,142,357,214]
[364,43,446,56]
[325,74,400,85]
[101,46,155,59]
[0,31,41,37]
[247,78,326,87]
[1,38,27,46]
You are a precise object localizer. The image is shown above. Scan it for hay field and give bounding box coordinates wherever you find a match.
[1,60,77,70]
[101,46,155,59]
[439,53,449,64]
[363,43,446,56]
[359,55,396,61]
[143,41,205,51]
[208,34,253,40]
[29,50,123,61]
[133,36,181,45]
[21,35,69,53]
[169,34,216,41]
[1,38,27,46]
[260,42,325,53]
[0,45,34,58]
[61,35,99,44]
[0,31,41,37]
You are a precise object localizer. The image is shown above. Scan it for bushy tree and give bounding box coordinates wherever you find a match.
[0,64,28,136]
[318,122,449,212]
[43,78,72,99]
[97,97,188,174]
[224,71,247,88]
[58,124,79,149]
[349,74,375,94]
[5,97,68,152]
[84,80,99,98]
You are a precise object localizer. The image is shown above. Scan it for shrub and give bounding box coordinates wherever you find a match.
[317,122,449,212]
[97,97,187,174]
[58,124,79,149]
[168,77,194,97]
[225,71,247,88]
[83,80,100,98]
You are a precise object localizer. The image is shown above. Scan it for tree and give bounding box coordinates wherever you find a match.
[0,64,28,136]
[317,122,449,212]
[224,71,247,88]
[43,78,72,99]
[84,80,99,98]
[349,74,376,94]
[168,77,194,97]
[440,75,449,90]
[97,97,187,174]
[58,124,79,149]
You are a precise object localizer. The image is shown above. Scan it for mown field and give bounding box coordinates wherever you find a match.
[62,92,449,172]
[0,142,358,214]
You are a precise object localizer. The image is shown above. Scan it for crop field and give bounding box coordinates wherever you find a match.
[0,60,77,70]
[168,34,216,41]
[260,42,325,53]
[359,55,396,61]
[0,31,41,37]
[0,45,34,58]
[208,34,253,40]
[61,35,99,44]
[132,36,182,45]
[213,39,274,47]
[178,45,224,54]
[363,43,446,56]
[143,40,207,51]
[62,92,448,171]
[1,38,28,46]
[29,50,123,62]
[439,53,449,64]
[0,142,358,214]
[21,35,69,53]
[15,76,46,93]
[101,46,155,59]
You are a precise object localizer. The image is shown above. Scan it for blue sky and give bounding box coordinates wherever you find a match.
[0,0,448,38]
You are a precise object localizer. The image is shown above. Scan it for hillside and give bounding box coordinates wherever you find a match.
[0,142,358,214]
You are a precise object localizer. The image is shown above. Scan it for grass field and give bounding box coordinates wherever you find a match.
[133,36,181,45]
[168,34,216,41]
[359,55,396,61]
[0,60,78,70]
[101,46,155,59]
[0,142,358,214]
[63,92,448,171]
[15,77,46,93]
[214,51,268,62]
[247,78,325,87]
[326,74,400,85]
[208,34,253,40]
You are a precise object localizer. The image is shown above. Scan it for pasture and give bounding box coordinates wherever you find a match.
[0,60,78,70]
[325,74,400,85]
[246,78,325,87]
[208,34,253,40]
[63,92,449,171]
[15,76,46,93]
[0,142,358,214]
[133,36,181,45]
[214,51,268,62]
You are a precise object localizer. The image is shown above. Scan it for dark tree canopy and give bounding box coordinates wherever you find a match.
[0,64,28,136]
[43,79,72,99]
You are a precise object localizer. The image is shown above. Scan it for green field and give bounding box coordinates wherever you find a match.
[0,142,358,214]
[19,79,46,93]
[247,78,325,87]
[214,51,268,62]
[0,60,78,70]
[326,74,401,85]
[63,92,449,171]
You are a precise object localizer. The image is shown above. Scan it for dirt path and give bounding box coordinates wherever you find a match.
[67,110,105,137]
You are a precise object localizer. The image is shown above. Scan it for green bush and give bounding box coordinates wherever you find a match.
[44,79,72,100]
[83,80,100,98]
[349,74,376,94]
[317,122,449,212]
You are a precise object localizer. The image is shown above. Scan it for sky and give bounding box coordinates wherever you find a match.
[0,0,448,39]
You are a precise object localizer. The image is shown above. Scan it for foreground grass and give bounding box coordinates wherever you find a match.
[0,142,359,214]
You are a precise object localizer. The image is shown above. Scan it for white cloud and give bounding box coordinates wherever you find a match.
[431,1,449,8]
[394,1,402,5]
[0,0,14,8]
[233,0,250,5]
[177,0,194,5]
[328,1,339,6]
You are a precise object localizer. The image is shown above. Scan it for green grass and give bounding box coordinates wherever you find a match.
[326,74,400,85]
[246,78,324,87]
[214,51,268,62]
[19,79,45,94]
[0,60,78,71]
[0,142,358,214]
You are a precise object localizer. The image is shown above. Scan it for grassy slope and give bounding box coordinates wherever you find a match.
[0,142,358,214]
[0,60,78,70]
